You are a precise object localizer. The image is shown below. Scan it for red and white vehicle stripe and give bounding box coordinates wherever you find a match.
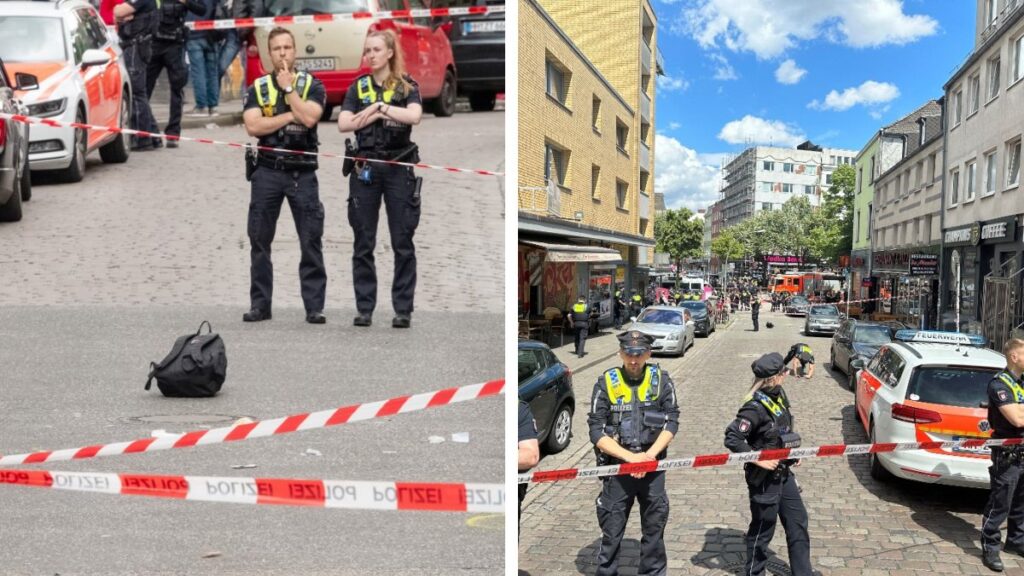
[517,437,1024,484]
[0,379,504,467]
[0,469,504,513]
[0,113,504,177]
[184,5,505,31]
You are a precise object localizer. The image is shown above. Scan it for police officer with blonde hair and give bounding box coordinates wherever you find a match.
[588,330,679,575]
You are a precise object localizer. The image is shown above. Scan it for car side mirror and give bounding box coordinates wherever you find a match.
[81,49,112,68]
[850,358,866,371]
[14,72,39,91]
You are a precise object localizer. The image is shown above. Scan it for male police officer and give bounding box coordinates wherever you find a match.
[145,0,204,148]
[981,338,1024,572]
[751,291,761,331]
[569,295,589,358]
[113,0,159,152]
[241,27,327,324]
[784,342,815,379]
[588,331,679,576]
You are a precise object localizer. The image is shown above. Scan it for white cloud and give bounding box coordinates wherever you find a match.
[675,0,938,60]
[808,80,900,111]
[709,53,738,80]
[774,59,807,84]
[668,121,682,130]
[655,134,723,212]
[657,75,690,92]
[717,115,806,147]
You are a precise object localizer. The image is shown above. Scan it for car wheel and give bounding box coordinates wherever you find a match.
[59,109,87,183]
[20,151,31,202]
[431,69,457,117]
[320,103,335,122]
[546,403,573,453]
[0,168,24,222]
[100,93,130,164]
[848,369,857,392]
[869,423,893,482]
[468,91,496,112]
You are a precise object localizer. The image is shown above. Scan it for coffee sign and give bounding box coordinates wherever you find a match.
[944,217,1017,246]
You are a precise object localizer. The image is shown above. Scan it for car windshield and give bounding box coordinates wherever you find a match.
[906,366,1000,408]
[853,325,893,345]
[679,302,707,317]
[791,296,809,305]
[809,306,839,316]
[0,17,65,62]
[263,0,368,16]
[636,309,683,325]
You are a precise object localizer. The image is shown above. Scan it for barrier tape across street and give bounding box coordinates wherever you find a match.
[0,379,504,467]
[517,437,1022,484]
[0,113,504,177]
[184,5,505,31]
[0,469,504,513]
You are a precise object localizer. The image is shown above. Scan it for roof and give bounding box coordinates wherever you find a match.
[889,342,1006,368]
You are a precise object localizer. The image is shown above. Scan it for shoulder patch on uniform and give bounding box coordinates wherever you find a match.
[998,389,1010,402]
[738,418,751,433]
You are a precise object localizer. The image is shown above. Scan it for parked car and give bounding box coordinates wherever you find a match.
[0,58,34,222]
[852,330,1003,489]
[443,0,503,111]
[830,319,897,388]
[629,305,695,357]
[518,339,574,453]
[679,300,715,336]
[785,295,811,316]
[804,304,841,336]
[0,0,132,182]
[246,0,458,119]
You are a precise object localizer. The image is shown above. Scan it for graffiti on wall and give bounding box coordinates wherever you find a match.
[544,263,575,310]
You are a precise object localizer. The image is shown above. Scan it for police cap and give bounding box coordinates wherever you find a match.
[618,330,655,354]
[751,352,785,378]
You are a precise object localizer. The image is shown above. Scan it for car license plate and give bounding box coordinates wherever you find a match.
[952,435,990,454]
[464,20,505,34]
[294,58,335,72]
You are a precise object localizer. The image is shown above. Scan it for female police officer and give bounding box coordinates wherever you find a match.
[724,352,814,576]
[337,30,422,329]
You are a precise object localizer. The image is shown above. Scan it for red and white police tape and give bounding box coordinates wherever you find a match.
[184,5,504,31]
[0,469,504,513]
[0,113,503,177]
[0,379,504,467]
[517,437,1023,484]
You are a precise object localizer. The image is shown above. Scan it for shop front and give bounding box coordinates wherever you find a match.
[870,247,939,329]
[941,215,1023,332]
[517,240,625,325]
[849,249,871,304]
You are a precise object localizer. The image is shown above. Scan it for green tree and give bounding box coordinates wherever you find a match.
[655,208,704,277]
[711,230,746,262]
[821,164,856,259]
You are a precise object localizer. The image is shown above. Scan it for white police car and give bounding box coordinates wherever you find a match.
[851,330,1005,488]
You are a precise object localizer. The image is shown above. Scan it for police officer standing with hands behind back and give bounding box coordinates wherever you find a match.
[241,27,327,324]
[980,338,1024,572]
[337,30,423,329]
[588,330,679,576]
[113,0,159,152]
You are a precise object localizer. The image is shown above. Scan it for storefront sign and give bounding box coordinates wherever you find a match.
[944,222,981,246]
[761,255,803,264]
[862,278,874,287]
[909,254,938,276]
[980,216,1017,244]
[873,251,910,270]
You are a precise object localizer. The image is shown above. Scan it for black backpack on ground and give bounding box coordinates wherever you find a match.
[145,321,227,397]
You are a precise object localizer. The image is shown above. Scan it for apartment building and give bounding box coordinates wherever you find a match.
[517,0,663,320]
[940,0,1024,336]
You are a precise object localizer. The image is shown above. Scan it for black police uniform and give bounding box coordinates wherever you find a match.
[784,343,814,376]
[725,359,812,576]
[613,291,625,329]
[518,400,539,526]
[569,300,589,358]
[981,370,1024,560]
[341,74,423,321]
[242,72,327,318]
[587,332,680,576]
[116,0,159,150]
[751,296,761,331]
[145,0,205,144]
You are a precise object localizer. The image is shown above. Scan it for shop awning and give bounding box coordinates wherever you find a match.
[520,241,624,264]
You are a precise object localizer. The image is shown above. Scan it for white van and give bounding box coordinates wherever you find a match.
[678,277,712,300]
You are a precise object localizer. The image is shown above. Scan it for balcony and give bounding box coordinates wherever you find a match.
[640,141,651,172]
[981,0,1022,43]
[641,41,652,75]
[641,90,651,122]
[639,192,650,219]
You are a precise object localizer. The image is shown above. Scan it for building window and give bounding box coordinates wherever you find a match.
[914,162,923,189]
[968,73,980,115]
[927,153,937,183]
[855,210,860,242]
[591,165,601,199]
[615,120,629,154]
[592,95,601,131]
[985,150,998,196]
[762,202,772,211]
[829,155,836,165]
[988,0,998,25]
[1014,34,1023,83]
[783,163,793,173]
[763,160,775,171]
[988,56,1001,101]
[546,56,569,105]
[1007,138,1022,188]
[825,173,833,185]
[950,168,960,205]
[804,185,815,194]
[760,181,772,192]
[616,179,628,210]
[966,160,977,201]
[806,165,817,176]
[953,89,963,126]
[781,183,793,193]
[869,155,876,181]
[544,143,569,187]
[857,167,863,192]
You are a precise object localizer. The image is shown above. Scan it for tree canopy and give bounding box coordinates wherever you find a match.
[655,208,704,272]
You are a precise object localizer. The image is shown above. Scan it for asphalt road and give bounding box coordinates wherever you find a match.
[0,109,504,575]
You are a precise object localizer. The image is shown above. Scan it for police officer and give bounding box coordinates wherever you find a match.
[613,289,626,329]
[784,343,815,379]
[113,0,159,152]
[631,291,644,318]
[241,27,327,324]
[751,291,761,331]
[980,338,1024,572]
[725,352,813,576]
[569,296,589,358]
[145,0,205,148]
[337,30,422,329]
[588,331,679,576]
[518,399,540,532]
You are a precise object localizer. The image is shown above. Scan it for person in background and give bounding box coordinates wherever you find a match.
[216,0,245,97]
[186,0,221,116]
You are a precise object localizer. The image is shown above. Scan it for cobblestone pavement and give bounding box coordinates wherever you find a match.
[519,308,1016,575]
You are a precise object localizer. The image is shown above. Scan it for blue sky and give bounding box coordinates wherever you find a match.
[652,0,976,212]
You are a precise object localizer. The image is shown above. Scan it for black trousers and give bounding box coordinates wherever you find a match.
[122,40,156,148]
[752,310,759,331]
[745,469,812,576]
[145,40,187,137]
[981,449,1024,553]
[247,167,326,313]
[574,324,588,356]
[595,471,668,576]
[347,163,420,315]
